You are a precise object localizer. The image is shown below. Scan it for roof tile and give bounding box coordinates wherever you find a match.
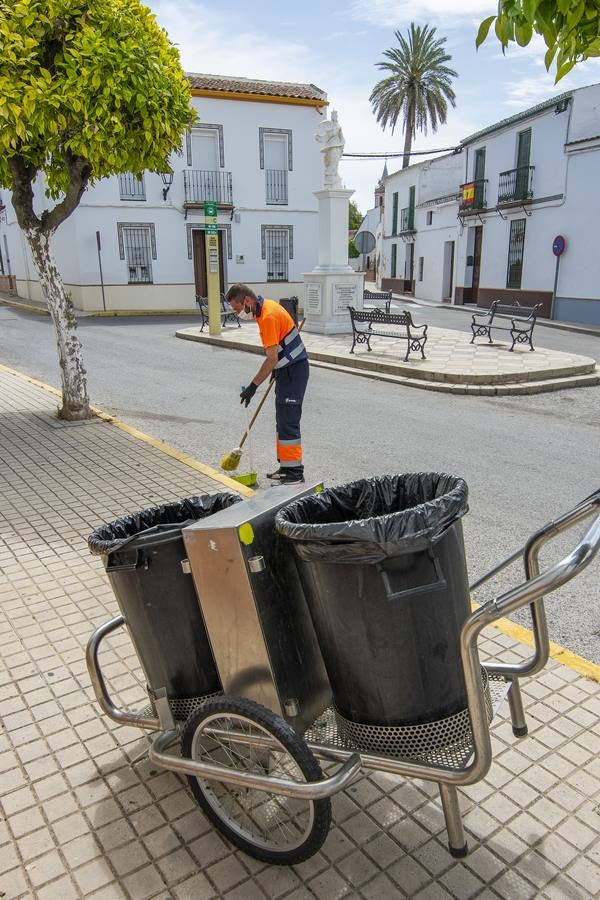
[186,72,327,102]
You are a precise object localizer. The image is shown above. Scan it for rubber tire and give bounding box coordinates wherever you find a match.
[181,696,332,865]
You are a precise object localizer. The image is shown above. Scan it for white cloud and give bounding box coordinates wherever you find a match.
[502,56,600,108]
[350,0,495,29]
[149,1,315,83]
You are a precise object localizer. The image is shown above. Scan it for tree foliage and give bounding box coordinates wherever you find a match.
[370,23,457,169]
[476,1,600,82]
[0,0,195,205]
[348,200,363,230]
[0,0,195,419]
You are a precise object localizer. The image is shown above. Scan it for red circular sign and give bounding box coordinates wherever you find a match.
[552,235,566,256]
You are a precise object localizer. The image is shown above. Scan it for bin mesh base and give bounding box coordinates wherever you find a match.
[148,691,223,722]
[306,670,497,768]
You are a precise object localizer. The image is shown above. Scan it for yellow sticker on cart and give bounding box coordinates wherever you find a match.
[238,523,254,545]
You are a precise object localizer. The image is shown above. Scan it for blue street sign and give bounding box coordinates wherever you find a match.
[552,235,566,257]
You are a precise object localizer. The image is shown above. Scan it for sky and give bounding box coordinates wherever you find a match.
[146,0,600,214]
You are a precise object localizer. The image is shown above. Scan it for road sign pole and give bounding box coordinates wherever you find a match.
[550,235,566,321]
[550,255,560,321]
[204,201,221,336]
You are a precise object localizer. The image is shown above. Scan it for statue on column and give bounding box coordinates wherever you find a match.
[315,109,345,188]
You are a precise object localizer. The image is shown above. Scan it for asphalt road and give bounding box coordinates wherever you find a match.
[1,305,599,663]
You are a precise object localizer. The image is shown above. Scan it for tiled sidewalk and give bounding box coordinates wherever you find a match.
[1,367,599,900]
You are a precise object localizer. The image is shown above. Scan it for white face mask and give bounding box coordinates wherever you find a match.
[237,306,254,321]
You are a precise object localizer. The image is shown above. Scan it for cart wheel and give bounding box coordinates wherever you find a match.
[181,696,331,865]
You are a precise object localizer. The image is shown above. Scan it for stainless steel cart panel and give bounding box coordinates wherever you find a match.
[182,483,332,733]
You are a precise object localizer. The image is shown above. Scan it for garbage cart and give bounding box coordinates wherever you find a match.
[88,493,241,718]
[275,473,471,730]
[85,479,600,866]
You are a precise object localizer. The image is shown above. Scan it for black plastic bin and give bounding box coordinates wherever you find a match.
[279,296,299,325]
[275,473,470,727]
[88,494,242,710]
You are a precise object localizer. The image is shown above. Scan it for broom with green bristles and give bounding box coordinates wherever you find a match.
[221,316,306,474]
[220,381,274,473]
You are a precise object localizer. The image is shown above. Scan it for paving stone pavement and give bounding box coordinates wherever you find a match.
[175,323,599,395]
[1,366,599,900]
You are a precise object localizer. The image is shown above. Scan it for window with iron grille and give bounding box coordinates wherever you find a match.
[426,211,433,226]
[418,256,424,281]
[506,219,526,289]
[118,173,146,201]
[391,243,397,278]
[262,226,292,281]
[118,224,155,284]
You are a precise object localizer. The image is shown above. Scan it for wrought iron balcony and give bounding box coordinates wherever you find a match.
[183,170,233,205]
[497,166,534,205]
[266,169,288,205]
[459,179,487,212]
[118,173,145,201]
[399,207,415,232]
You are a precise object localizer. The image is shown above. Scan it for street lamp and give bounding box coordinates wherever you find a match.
[161,172,173,201]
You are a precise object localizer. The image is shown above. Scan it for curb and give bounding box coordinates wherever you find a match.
[0,296,204,319]
[176,329,599,396]
[2,361,599,681]
[0,296,50,316]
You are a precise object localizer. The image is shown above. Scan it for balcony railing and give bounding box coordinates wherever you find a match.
[497,166,534,205]
[266,169,288,205]
[400,207,415,232]
[459,179,487,212]
[118,173,145,201]
[183,170,233,205]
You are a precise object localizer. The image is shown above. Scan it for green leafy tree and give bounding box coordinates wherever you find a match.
[0,0,195,419]
[370,23,457,170]
[348,200,363,231]
[476,1,600,82]
[348,238,360,259]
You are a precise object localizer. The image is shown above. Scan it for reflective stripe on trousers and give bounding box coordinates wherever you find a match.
[274,359,309,473]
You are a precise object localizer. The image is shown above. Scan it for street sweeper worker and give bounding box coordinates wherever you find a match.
[226,283,308,484]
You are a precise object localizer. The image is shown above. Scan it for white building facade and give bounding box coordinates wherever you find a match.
[0,74,328,311]
[375,82,600,326]
[379,153,463,302]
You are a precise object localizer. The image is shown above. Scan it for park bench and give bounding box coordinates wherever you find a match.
[348,306,428,362]
[470,300,541,351]
[363,288,392,314]
[196,295,241,332]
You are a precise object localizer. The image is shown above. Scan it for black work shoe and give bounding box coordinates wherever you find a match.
[266,468,284,480]
[267,470,305,485]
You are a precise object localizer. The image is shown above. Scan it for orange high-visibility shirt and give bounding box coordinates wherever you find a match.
[256,298,294,348]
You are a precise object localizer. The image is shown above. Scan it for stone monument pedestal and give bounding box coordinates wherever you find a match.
[303,188,364,335]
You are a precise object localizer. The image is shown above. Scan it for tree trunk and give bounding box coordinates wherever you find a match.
[402,101,415,169]
[25,227,91,420]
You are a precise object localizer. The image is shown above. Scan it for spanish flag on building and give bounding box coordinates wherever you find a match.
[462,182,475,206]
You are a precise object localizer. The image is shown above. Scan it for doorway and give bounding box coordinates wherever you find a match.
[442,241,455,300]
[192,229,226,298]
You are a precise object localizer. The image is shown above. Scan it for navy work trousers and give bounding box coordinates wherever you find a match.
[274,359,309,476]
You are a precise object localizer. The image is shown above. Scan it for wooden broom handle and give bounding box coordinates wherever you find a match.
[239,316,306,449]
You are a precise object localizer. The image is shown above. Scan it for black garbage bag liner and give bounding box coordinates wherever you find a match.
[275,473,468,564]
[88,493,242,556]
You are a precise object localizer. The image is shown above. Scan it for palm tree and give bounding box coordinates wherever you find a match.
[370,23,458,169]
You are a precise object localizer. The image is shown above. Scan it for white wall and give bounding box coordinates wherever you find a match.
[413,202,458,301]
[456,84,600,323]
[0,91,325,310]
